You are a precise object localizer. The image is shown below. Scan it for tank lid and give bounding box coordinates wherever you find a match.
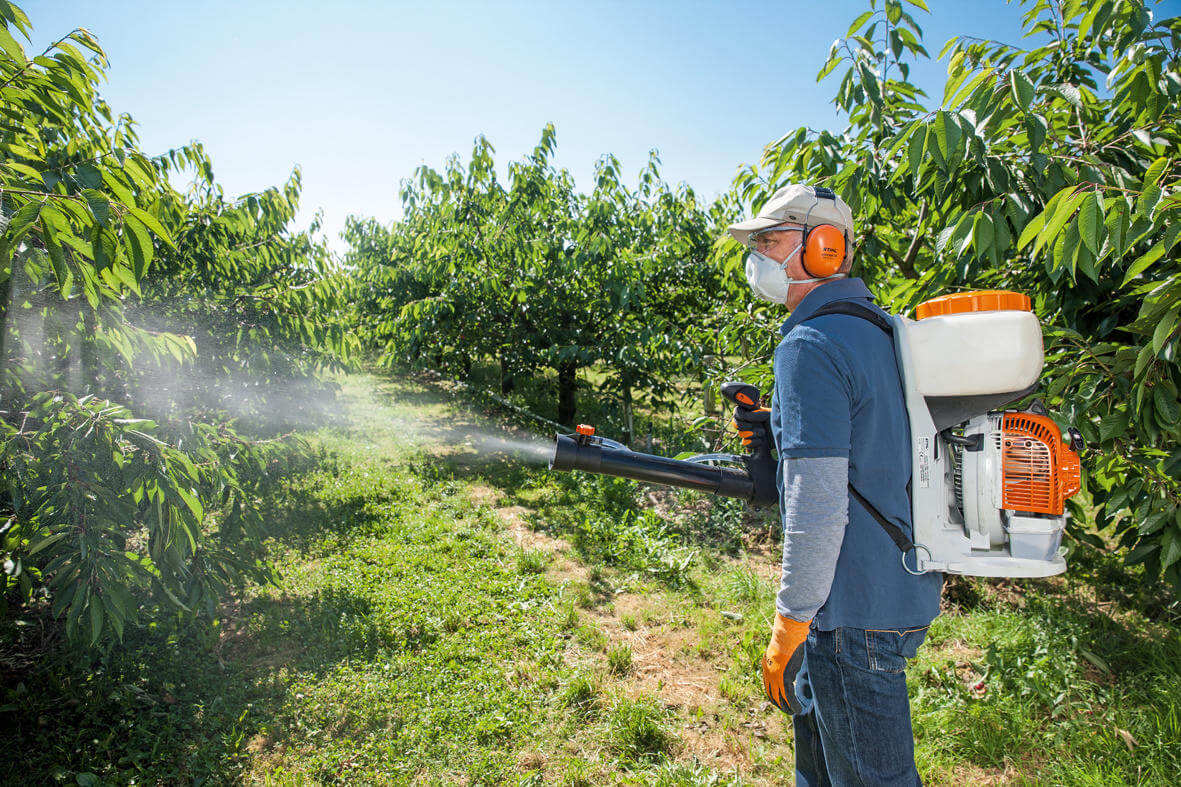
[915,290,1031,320]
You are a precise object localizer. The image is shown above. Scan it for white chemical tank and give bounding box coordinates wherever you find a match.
[902,290,1044,397]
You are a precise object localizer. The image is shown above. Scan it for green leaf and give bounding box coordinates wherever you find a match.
[933,111,961,164]
[176,485,204,522]
[0,22,26,65]
[952,211,975,256]
[1055,218,1081,277]
[816,54,843,81]
[904,0,929,11]
[1153,309,1179,354]
[1037,189,1085,255]
[126,206,176,249]
[82,189,110,227]
[1077,244,1098,283]
[111,262,140,296]
[1043,83,1082,108]
[1105,202,1127,259]
[1077,192,1103,255]
[846,10,874,36]
[1143,156,1170,187]
[74,162,103,190]
[1122,241,1166,285]
[40,215,72,298]
[88,601,104,645]
[5,199,42,242]
[908,124,926,178]
[1017,211,1046,251]
[1162,530,1181,572]
[28,530,68,556]
[1127,541,1157,565]
[1134,343,1155,382]
[4,161,42,181]
[973,211,994,256]
[1024,114,1047,152]
[1140,506,1172,535]
[1010,70,1035,111]
[1155,381,1180,425]
[1137,184,1162,218]
[1098,410,1130,443]
[124,215,153,280]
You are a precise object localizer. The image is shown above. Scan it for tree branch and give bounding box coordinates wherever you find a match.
[899,198,929,278]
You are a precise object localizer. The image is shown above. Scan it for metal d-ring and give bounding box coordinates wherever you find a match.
[901,543,933,576]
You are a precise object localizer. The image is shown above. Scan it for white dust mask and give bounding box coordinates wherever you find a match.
[744,244,846,304]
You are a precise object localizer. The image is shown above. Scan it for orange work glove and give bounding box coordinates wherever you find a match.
[762,612,810,714]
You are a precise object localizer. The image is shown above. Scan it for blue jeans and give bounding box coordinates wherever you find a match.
[793,625,928,786]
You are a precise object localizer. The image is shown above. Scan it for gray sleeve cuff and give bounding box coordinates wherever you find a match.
[776,456,849,621]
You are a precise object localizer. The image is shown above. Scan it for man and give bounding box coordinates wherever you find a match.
[727,184,943,786]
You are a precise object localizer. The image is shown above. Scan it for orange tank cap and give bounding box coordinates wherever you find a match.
[915,290,1031,320]
[575,424,595,436]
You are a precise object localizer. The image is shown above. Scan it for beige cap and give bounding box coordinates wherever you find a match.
[727,183,855,247]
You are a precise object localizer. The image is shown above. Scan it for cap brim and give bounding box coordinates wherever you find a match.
[726,216,785,245]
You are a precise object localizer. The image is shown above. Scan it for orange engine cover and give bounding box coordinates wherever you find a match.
[1000,412,1081,515]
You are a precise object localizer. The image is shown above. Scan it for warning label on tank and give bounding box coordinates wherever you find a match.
[916,436,931,488]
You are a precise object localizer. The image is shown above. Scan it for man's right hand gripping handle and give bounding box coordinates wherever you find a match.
[721,382,778,508]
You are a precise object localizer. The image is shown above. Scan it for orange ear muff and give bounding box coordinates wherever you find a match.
[801,224,846,278]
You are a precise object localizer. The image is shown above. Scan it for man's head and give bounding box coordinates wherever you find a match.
[728,184,855,309]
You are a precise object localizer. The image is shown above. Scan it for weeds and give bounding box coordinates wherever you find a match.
[560,672,602,717]
[571,508,697,588]
[517,548,549,574]
[607,643,633,675]
[606,695,676,761]
[575,623,609,652]
[559,602,579,631]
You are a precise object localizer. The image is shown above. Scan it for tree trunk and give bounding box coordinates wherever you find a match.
[499,355,514,394]
[622,378,634,444]
[81,305,98,392]
[0,245,12,393]
[52,300,70,389]
[557,361,577,426]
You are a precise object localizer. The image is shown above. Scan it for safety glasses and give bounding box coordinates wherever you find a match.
[749,223,804,251]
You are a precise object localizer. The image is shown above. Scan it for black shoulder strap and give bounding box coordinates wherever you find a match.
[801,300,894,336]
[848,484,915,554]
[795,300,913,555]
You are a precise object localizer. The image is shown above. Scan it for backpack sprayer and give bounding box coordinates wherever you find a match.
[548,290,1083,578]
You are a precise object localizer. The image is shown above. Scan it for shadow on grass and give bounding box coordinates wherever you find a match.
[0,442,424,784]
[0,579,392,784]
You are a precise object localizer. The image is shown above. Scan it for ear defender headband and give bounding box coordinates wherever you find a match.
[800,186,849,279]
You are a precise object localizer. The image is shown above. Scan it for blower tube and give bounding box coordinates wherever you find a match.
[550,432,755,501]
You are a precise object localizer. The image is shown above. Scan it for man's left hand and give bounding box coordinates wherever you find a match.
[763,613,810,714]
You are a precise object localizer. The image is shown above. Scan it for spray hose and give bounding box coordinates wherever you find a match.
[548,382,777,507]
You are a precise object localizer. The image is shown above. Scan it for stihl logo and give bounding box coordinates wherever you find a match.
[822,245,838,254]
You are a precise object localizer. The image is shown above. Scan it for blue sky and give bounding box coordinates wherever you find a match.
[23,1,1047,252]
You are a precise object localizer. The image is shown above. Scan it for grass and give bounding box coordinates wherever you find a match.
[606,643,633,676]
[1,370,1179,784]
